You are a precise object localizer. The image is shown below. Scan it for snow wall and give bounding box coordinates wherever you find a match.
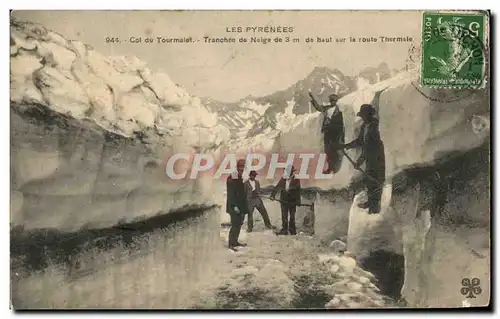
[10,17,229,231]
[230,70,489,189]
[227,62,490,307]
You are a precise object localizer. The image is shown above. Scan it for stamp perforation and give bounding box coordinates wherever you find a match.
[420,11,488,90]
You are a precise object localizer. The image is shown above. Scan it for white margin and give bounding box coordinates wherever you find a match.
[3,1,498,318]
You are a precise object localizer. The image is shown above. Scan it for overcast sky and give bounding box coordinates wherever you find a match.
[12,10,422,102]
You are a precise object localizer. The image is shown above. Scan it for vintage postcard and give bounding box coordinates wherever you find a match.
[10,10,491,310]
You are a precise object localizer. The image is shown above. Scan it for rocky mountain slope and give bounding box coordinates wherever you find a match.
[203,98,270,139]
[226,68,489,189]
[204,63,396,139]
[10,15,490,309]
[220,57,490,307]
[243,63,396,137]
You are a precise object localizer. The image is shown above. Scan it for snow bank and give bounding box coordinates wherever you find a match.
[10,17,229,231]
[347,184,399,258]
[347,142,490,307]
[193,228,393,309]
[10,17,228,147]
[223,66,489,307]
[12,210,222,309]
[229,69,489,190]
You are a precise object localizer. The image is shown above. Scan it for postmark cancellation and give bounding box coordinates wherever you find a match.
[420,11,489,89]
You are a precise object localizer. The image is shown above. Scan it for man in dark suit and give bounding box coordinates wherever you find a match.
[340,104,385,214]
[309,92,345,174]
[226,159,248,251]
[244,170,273,232]
[270,165,301,235]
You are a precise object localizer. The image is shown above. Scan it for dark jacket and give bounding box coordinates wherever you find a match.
[244,179,262,200]
[345,118,385,181]
[322,110,345,146]
[226,174,248,214]
[271,176,301,206]
[322,110,346,174]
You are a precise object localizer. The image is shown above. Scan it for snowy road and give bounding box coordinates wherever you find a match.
[11,190,490,309]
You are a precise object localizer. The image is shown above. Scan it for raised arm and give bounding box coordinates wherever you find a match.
[310,93,333,134]
[309,91,321,111]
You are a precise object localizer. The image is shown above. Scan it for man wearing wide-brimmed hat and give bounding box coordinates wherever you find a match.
[270,165,302,235]
[340,104,385,214]
[244,170,273,232]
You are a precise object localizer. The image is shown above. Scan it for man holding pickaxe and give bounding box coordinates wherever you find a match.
[338,104,386,214]
[245,170,274,232]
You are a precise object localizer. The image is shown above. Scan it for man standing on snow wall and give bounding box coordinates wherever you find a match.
[340,104,386,214]
[226,159,249,251]
[309,92,345,174]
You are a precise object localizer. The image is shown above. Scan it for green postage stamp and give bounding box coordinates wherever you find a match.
[421,11,488,88]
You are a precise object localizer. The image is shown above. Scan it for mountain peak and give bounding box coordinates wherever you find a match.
[378,61,389,69]
[312,66,332,73]
[309,66,338,76]
[358,62,392,84]
[305,66,346,84]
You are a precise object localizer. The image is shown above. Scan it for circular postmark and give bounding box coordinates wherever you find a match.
[406,21,488,103]
[429,22,486,84]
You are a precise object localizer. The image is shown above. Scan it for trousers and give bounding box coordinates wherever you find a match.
[247,197,272,231]
[364,144,386,213]
[280,203,297,235]
[228,211,245,247]
[324,139,343,174]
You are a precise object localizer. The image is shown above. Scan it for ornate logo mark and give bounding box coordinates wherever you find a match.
[461,277,482,298]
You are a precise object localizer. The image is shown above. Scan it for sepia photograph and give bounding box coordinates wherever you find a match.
[9,9,491,310]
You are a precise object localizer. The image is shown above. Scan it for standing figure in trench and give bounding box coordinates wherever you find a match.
[340,104,385,214]
[226,159,249,251]
[309,92,345,174]
[270,165,301,235]
[244,170,273,232]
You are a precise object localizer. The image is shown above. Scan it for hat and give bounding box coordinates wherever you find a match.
[249,170,258,176]
[329,94,339,100]
[357,104,376,117]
